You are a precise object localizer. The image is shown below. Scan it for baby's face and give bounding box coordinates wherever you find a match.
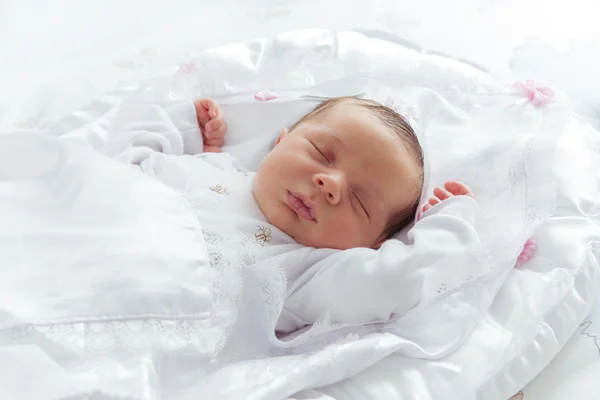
[252,104,420,250]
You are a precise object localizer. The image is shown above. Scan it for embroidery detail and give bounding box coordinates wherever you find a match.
[236,168,250,177]
[255,225,272,245]
[209,184,230,195]
[579,320,600,355]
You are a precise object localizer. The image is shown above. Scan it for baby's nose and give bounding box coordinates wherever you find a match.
[314,173,343,205]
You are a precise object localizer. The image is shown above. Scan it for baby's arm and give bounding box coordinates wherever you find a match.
[102,98,226,163]
[280,191,478,331]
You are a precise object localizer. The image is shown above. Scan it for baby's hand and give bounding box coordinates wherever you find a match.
[419,181,474,219]
[194,98,227,153]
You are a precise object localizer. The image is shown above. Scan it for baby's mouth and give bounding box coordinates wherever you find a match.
[287,191,317,221]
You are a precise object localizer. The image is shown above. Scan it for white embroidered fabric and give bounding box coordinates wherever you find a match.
[0,30,598,400]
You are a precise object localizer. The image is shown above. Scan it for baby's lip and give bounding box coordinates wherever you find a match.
[287,191,317,221]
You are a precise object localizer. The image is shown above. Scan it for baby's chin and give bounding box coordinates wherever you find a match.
[283,225,356,250]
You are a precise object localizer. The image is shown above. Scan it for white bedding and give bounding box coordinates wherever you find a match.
[1,28,600,400]
[515,295,600,399]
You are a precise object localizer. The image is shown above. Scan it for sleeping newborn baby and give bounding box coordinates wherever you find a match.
[105,95,479,333]
[253,97,473,249]
[204,95,474,250]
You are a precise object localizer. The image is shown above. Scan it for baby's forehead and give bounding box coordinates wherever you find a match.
[329,104,421,188]
[316,102,379,129]
[317,103,399,143]
[320,100,373,118]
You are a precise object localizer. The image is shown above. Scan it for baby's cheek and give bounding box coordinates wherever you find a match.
[322,215,369,249]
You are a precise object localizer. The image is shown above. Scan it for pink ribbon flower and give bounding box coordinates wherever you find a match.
[254,91,278,102]
[177,62,198,75]
[516,237,536,267]
[513,80,555,106]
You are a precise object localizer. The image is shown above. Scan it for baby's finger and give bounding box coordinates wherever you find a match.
[428,196,440,206]
[198,98,221,119]
[194,100,211,127]
[423,204,432,212]
[205,137,225,147]
[205,120,227,137]
[205,118,221,133]
[433,186,453,201]
[203,145,222,153]
[444,181,474,197]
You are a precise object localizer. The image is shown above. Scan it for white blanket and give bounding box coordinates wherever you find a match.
[1,30,600,400]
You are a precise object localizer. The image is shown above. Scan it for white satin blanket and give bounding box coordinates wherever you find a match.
[0,30,599,400]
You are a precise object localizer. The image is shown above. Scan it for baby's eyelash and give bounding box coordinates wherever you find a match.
[354,192,369,217]
[311,142,330,163]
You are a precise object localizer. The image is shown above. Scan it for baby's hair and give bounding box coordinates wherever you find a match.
[290,96,425,239]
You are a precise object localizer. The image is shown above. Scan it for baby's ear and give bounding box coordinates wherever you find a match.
[275,128,290,145]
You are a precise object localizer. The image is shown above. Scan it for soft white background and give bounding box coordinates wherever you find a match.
[1,0,599,126]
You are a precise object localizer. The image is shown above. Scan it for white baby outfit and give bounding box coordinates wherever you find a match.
[103,99,480,336]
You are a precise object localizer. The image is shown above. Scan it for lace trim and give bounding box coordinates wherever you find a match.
[1,319,228,355]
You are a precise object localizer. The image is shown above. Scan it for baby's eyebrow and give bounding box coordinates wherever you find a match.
[325,129,345,148]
